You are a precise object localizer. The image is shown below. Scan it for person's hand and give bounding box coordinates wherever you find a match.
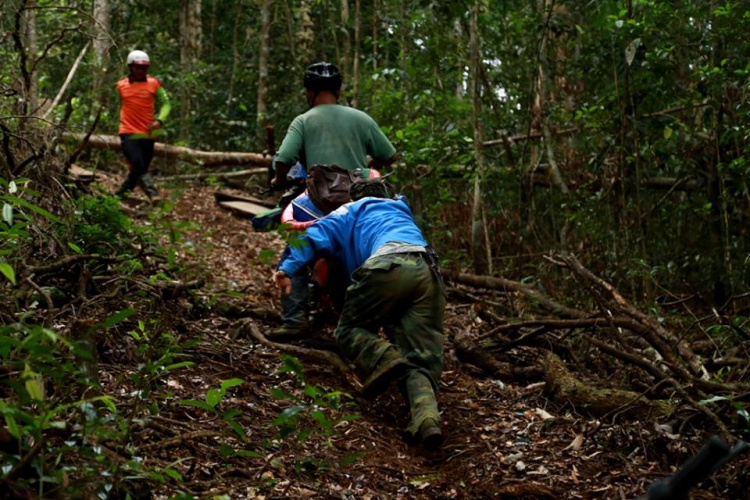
[274,270,292,296]
[147,120,162,133]
[270,176,287,190]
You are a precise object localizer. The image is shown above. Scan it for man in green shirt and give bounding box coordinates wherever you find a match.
[270,62,398,338]
[272,62,398,185]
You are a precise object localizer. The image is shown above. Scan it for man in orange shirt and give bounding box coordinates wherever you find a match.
[114,50,171,202]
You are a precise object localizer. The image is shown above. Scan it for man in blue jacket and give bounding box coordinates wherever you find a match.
[274,180,446,450]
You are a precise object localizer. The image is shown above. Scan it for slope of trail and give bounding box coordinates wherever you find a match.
[100,180,718,499]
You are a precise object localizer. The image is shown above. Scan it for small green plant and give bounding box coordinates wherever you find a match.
[270,355,363,476]
[178,378,247,438]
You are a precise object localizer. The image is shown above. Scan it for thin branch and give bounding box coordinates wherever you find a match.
[0,437,45,484]
[64,105,103,171]
[31,24,87,74]
[42,41,90,120]
[0,121,17,173]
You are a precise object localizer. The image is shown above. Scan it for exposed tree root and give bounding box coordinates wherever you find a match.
[137,431,224,452]
[453,330,543,381]
[541,351,673,418]
[240,320,362,392]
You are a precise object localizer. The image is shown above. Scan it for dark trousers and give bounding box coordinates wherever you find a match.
[116,134,158,198]
[334,253,446,437]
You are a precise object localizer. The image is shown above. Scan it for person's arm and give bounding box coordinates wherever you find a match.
[368,151,399,169]
[155,87,171,123]
[148,87,171,134]
[366,116,398,170]
[273,116,304,186]
[275,211,348,295]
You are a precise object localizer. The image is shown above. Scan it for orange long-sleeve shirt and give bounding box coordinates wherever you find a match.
[116,76,169,135]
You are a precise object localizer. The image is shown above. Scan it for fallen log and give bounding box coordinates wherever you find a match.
[542,351,673,418]
[160,168,267,181]
[213,190,276,208]
[64,133,271,168]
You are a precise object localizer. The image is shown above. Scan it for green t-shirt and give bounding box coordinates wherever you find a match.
[275,104,396,171]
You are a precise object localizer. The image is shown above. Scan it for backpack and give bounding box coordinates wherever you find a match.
[306,164,360,215]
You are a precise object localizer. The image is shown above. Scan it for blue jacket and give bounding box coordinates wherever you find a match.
[278,197,427,279]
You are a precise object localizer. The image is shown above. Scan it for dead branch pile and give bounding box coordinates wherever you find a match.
[447,253,750,441]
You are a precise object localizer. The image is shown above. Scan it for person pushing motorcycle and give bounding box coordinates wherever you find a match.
[270,62,399,338]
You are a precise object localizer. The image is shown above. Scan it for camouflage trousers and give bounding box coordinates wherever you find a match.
[335,252,446,437]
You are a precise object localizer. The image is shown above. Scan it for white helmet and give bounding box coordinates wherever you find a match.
[126,50,150,66]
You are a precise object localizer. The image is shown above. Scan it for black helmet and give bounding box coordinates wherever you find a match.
[304,62,343,92]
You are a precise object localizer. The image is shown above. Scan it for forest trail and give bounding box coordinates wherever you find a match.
[96,174,672,500]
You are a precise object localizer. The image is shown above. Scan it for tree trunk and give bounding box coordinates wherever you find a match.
[226,0,244,113]
[398,0,407,74]
[92,0,111,95]
[179,0,203,139]
[340,0,351,82]
[469,0,490,275]
[25,0,39,112]
[372,0,379,71]
[298,0,313,65]
[283,0,297,62]
[351,0,361,107]
[257,0,272,148]
[537,0,568,195]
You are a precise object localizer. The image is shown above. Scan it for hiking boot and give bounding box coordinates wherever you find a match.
[419,418,443,451]
[265,322,310,342]
[361,357,412,399]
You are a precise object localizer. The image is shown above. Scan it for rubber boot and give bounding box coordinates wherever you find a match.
[115,174,138,197]
[402,371,442,449]
[138,173,160,203]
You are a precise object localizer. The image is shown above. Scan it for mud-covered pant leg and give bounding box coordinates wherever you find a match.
[117,135,157,197]
[335,255,411,376]
[389,256,445,434]
[279,245,310,327]
[335,254,445,394]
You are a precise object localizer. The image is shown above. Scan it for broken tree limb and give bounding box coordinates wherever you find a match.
[41,41,89,120]
[242,321,362,392]
[444,270,586,319]
[214,191,276,208]
[557,253,709,380]
[63,133,271,168]
[581,335,733,440]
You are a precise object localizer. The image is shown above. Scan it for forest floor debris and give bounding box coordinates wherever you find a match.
[78,178,746,499]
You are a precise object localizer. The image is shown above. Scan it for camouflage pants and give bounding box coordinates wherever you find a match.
[335,252,446,437]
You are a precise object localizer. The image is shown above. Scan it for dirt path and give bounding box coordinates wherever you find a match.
[101,182,732,499]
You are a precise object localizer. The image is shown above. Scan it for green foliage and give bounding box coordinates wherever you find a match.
[178,378,247,439]
[68,194,133,254]
[270,355,363,476]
